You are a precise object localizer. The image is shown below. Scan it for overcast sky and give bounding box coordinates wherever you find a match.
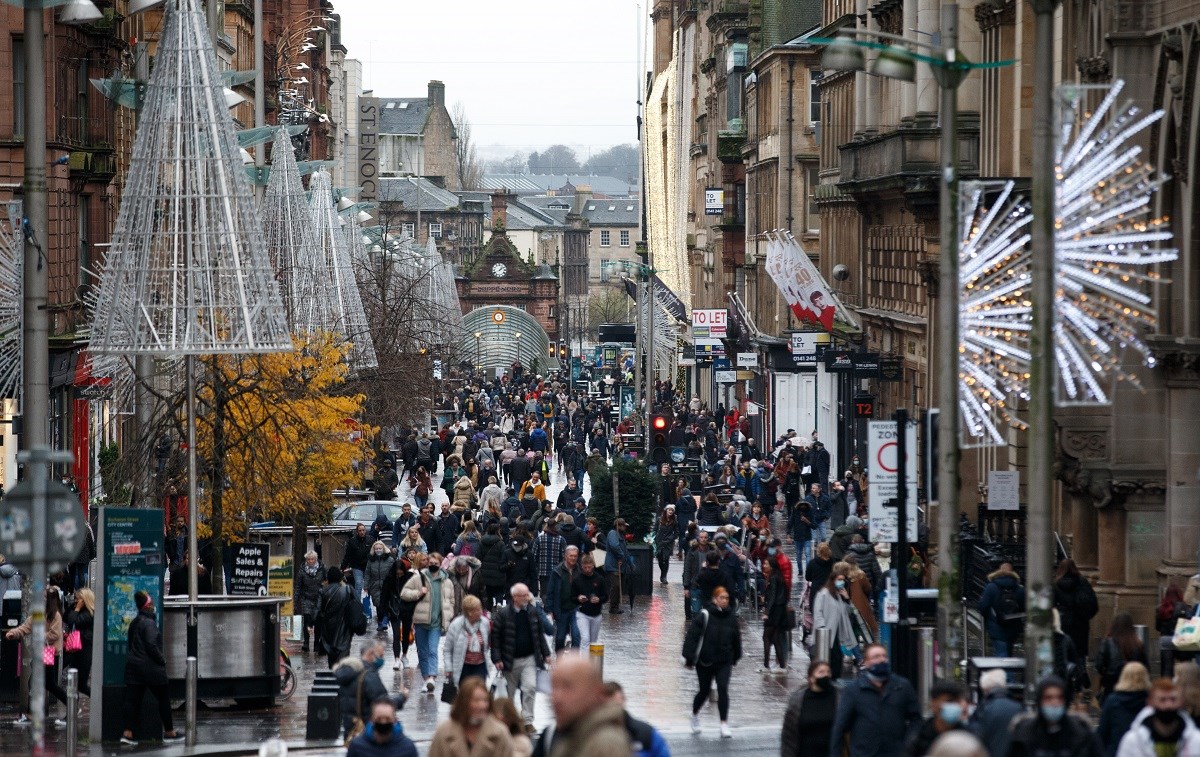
[339,1,646,164]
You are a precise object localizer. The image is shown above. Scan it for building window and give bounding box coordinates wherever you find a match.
[807,165,821,233]
[13,38,25,138]
[599,259,610,282]
[600,230,611,247]
[619,230,630,247]
[810,70,823,125]
[402,223,415,238]
[429,222,442,238]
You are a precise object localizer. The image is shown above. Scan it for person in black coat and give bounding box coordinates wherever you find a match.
[316,567,356,668]
[509,453,532,495]
[121,591,182,745]
[379,558,418,668]
[781,660,838,757]
[1053,558,1099,655]
[477,526,509,609]
[683,586,742,736]
[436,506,462,555]
[296,551,325,653]
[760,558,790,671]
[503,537,538,592]
[1005,676,1103,757]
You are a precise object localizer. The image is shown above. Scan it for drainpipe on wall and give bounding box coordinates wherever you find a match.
[785,57,795,232]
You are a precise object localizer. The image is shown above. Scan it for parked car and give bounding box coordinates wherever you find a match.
[332,500,406,543]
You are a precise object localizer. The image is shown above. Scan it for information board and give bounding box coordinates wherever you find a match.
[101,507,164,686]
[867,421,918,542]
[229,542,270,596]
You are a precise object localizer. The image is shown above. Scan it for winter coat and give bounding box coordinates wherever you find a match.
[333,656,388,733]
[123,607,167,686]
[762,571,789,629]
[813,587,856,649]
[828,672,921,757]
[682,542,706,589]
[848,542,884,594]
[969,688,1023,757]
[342,535,371,572]
[429,715,514,757]
[1098,690,1147,756]
[489,603,551,670]
[603,529,631,574]
[782,685,839,757]
[12,609,63,655]
[1096,636,1151,696]
[547,701,633,757]
[546,561,580,618]
[682,604,741,667]
[316,582,356,655]
[806,557,834,605]
[696,498,724,526]
[504,542,539,590]
[0,562,21,595]
[453,477,476,509]
[296,562,325,616]
[558,522,588,555]
[830,524,858,560]
[1054,573,1099,654]
[438,512,464,554]
[441,613,493,684]
[1115,707,1200,757]
[654,519,677,552]
[380,567,418,622]
[478,534,508,589]
[365,553,394,601]
[63,605,94,655]
[570,569,608,618]
[790,502,814,543]
[400,569,456,631]
[978,568,1025,641]
[1007,711,1104,757]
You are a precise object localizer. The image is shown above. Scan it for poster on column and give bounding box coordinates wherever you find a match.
[101,507,164,686]
[866,421,918,542]
[229,542,270,596]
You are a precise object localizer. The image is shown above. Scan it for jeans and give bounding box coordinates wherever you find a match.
[577,612,602,650]
[991,636,1012,657]
[692,662,733,720]
[504,655,538,724]
[796,541,812,572]
[350,568,364,597]
[415,494,428,509]
[815,520,829,544]
[553,609,579,652]
[415,626,441,678]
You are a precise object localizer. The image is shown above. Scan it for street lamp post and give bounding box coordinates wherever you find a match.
[473,331,482,367]
[814,3,990,678]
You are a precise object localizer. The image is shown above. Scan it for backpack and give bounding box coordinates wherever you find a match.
[416,439,433,465]
[997,584,1025,624]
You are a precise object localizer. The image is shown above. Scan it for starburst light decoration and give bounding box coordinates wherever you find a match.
[307,170,377,369]
[957,79,1176,445]
[89,0,290,356]
[0,201,22,409]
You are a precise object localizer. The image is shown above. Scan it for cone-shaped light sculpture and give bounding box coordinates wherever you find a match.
[262,127,322,332]
[89,0,290,355]
[309,170,377,369]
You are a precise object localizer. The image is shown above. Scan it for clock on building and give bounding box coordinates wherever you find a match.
[491,263,507,278]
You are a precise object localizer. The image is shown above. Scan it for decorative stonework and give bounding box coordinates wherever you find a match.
[974,0,1016,33]
[870,0,903,36]
[1077,55,1112,83]
[1061,429,1110,462]
[1055,454,1115,509]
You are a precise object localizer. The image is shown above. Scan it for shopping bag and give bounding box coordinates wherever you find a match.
[440,680,458,704]
[1174,614,1200,652]
[43,645,56,666]
[490,676,508,699]
[64,630,82,653]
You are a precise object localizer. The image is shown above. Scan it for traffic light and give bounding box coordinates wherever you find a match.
[649,413,669,464]
[548,343,556,358]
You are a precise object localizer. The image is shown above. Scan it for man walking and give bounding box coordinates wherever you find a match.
[491,583,552,733]
[534,520,566,599]
[341,523,371,597]
[828,643,921,757]
[316,567,358,669]
[546,547,581,656]
[1116,678,1200,756]
[603,519,632,615]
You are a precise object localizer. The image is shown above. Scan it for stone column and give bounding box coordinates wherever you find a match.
[1165,381,1200,567]
[1068,490,1099,574]
[1097,506,1127,586]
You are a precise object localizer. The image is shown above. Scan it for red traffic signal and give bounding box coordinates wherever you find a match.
[652,416,667,430]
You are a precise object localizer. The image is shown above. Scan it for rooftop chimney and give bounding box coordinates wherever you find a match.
[427,80,445,107]
[573,185,593,215]
[491,189,509,230]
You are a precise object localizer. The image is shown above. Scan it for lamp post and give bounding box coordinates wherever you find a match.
[1025,0,1061,688]
[513,332,522,368]
[473,331,482,367]
[814,4,995,678]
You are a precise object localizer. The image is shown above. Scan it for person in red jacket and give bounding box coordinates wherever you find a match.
[769,537,793,594]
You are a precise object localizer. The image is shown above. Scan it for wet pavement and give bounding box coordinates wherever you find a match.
[0,462,809,756]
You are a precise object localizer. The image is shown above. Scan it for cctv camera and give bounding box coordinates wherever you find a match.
[832,264,850,281]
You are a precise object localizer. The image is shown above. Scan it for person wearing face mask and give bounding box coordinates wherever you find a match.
[813,563,857,680]
[828,643,920,757]
[781,659,839,756]
[333,640,392,739]
[346,699,417,757]
[1006,676,1103,757]
[758,556,790,674]
[1115,678,1200,757]
[969,668,1023,757]
[904,680,971,756]
[682,586,742,739]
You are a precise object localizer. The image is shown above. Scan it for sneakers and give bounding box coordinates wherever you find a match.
[119,736,138,746]
[163,733,185,743]
[690,714,701,735]
[425,677,435,693]
[720,723,733,739]
[393,659,402,670]
[53,718,67,728]
[13,714,30,726]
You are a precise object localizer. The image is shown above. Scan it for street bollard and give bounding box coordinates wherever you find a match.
[186,656,197,746]
[916,628,935,714]
[590,643,604,676]
[65,668,77,757]
[813,628,831,665]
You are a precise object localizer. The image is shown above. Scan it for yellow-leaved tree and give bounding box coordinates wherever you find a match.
[196,332,375,588]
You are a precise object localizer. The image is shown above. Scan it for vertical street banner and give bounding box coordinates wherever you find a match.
[101,507,164,685]
[764,231,840,332]
[619,385,636,421]
[229,542,270,596]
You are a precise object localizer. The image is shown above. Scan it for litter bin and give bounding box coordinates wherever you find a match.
[627,543,654,601]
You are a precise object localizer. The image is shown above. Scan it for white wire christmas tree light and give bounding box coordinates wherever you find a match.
[308,170,377,369]
[957,79,1176,445]
[88,0,290,356]
[262,127,322,333]
[0,201,21,410]
[419,236,465,351]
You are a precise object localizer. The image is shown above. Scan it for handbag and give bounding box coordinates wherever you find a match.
[64,629,83,653]
[1173,610,1200,652]
[440,679,458,704]
[42,645,56,666]
[785,607,797,630]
